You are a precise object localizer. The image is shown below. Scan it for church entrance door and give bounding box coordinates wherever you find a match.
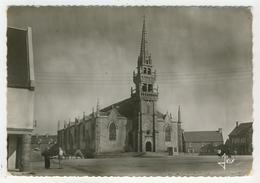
[145,141,152,152]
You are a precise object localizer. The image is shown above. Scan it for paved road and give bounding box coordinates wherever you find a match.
[28,155,252,176]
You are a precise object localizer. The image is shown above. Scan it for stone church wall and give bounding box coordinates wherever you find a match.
[156,121,165,151]
[83,118,96,153]
[97,115,127,153]
[156,118,179,154]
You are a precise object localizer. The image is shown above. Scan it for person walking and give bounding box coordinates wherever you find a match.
[58,147,64,169]
[42,147,51,169]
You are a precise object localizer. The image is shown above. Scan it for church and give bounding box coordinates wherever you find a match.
[57,18,183,155]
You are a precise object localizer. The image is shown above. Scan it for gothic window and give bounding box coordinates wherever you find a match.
[146,130,150,135]
[165,126,171,142]
[109,123,116,141]
[144,67,147,74]
[148,84,153,92]
[148,68,151,75]
[142,83,147,92]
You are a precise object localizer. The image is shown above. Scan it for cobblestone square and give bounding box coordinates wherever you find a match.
[21,155,253,176]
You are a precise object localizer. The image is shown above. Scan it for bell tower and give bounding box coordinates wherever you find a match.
[131,16,159,152]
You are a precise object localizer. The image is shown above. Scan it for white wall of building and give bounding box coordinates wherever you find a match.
[7,88,34,130]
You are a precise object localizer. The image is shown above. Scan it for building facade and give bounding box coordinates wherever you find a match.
[226,122,253,155]
[183,129,223,153]
[7,27,35,171]
[58,18,183,155]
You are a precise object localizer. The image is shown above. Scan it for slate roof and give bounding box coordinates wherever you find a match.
[99,107,125,117]
[229,122,253,137]
[100,97,166,120]
[183,131,223,143]
[156,111,165,119]
[100,98,136,118]
[59,98,170,128]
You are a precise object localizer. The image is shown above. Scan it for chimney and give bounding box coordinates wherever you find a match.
[218,128,222,133]
[236,121,239,127]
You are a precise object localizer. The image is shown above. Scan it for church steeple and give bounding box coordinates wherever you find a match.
[132,16,158,101]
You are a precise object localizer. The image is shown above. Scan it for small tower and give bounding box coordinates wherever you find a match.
[83,112,86,120]
[92,107,95,118]
[96,98,100,117]
[177,105,183,152]
[57,120,60,131]
[178,105,181,123]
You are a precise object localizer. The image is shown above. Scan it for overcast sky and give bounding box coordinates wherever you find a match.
[7,7,253,140]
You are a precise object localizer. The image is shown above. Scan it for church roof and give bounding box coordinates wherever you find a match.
[99,108,125,118]
[156,111,165,119]
[183,131,223,143]
[100,98,136,118]
[100,97,167,120]
[229,122,253,137]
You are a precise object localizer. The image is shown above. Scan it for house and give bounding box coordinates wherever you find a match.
[7,27,35,171]
[183,129,223,153]
[226,122,253,155]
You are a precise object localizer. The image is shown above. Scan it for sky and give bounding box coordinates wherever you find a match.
[7,6,253,140]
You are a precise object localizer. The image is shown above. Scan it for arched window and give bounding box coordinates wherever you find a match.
[165,126,171,142]
[148,68,151,75]
[109,123,116,141]
[142,83,147,92]
[144,67,147,74]
[148,84,153,92]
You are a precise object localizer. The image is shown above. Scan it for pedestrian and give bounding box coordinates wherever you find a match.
[234,149,237,159]
[226,148,231,158]
[58,147,64,169]
[41,147,51,169]
[217,149,222,157]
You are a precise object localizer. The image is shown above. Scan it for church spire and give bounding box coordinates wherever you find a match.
[140,16,148,57]
[139,15,150,66]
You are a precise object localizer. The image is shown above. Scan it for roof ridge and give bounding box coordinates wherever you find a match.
[184,130,220,133]
[100,97,131,112]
